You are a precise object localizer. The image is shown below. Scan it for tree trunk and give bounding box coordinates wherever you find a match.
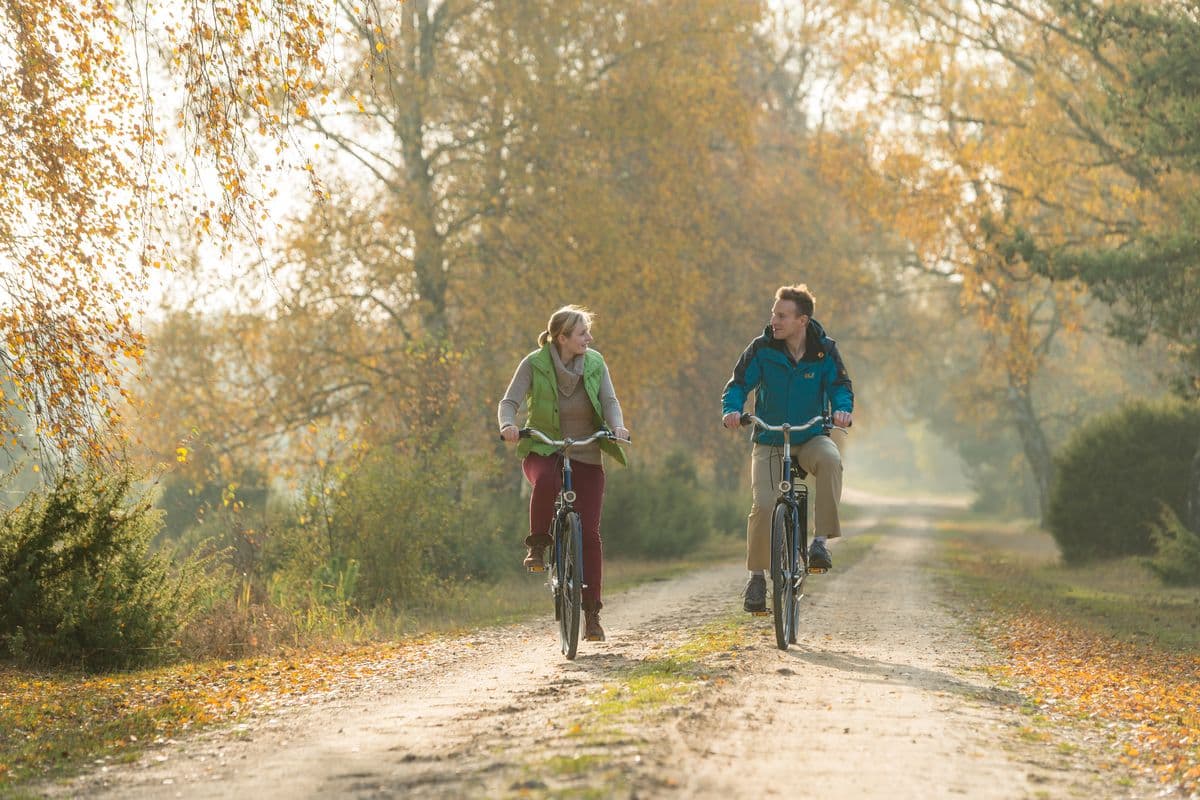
[1188,431,1200,535]
[1008,380,1055,524]
[398,0,448,339]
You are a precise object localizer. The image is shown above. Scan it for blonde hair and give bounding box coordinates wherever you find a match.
[538,305,594,347]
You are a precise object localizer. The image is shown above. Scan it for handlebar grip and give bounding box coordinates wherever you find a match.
[739,413,752,426]
[518,428,531,439]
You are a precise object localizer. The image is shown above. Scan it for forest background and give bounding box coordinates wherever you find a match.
[1,0,1197,667]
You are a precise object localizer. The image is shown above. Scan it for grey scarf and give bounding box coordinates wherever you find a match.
[549,345,584,397]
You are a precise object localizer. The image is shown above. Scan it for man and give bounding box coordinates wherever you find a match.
[721,284,854,613]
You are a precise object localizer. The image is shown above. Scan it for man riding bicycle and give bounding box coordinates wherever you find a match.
[721,284,854,613]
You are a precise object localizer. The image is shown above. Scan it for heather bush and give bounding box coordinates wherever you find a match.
[0,467,205,670]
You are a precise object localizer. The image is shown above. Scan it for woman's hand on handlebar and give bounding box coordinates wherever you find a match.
[500,424,521,444]
[611,426,630,442]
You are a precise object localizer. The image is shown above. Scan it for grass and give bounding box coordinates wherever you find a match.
[589,616,747,722]
[936,519,1200,653]
[374,534,744,636]
[542,754,611,776]
[835,529,881,570]
[934,514,1200,793]
[523,615,752,796]
[1017,726,1052,743]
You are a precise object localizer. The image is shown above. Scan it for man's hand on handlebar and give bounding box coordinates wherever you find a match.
[726,411,853,431]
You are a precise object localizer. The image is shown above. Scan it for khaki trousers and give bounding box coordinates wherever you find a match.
[746,436,843,571]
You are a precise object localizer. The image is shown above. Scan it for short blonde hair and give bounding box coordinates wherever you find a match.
[538,305,594,347]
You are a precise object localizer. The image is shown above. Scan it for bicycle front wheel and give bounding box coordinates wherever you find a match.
[771,502,795,650]
[789,492,809,644]
[558,511,583,659]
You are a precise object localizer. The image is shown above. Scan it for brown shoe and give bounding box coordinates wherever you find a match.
[523,546,546,571]
[523,533,551,572]
[584,606,606,642]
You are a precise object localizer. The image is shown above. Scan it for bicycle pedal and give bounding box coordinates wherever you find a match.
[527,564,546,573]
[751,610,770,617]
[808,567,828,574]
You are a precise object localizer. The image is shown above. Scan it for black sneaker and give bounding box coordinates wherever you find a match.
[743,574,767,612]
[808,539,832,572]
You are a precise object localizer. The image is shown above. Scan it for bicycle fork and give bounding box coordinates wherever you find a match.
[549,458,588,605]
[780,449,810,594]
[792,484,809,595]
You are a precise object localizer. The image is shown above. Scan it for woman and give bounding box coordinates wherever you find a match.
[498,305,629,643]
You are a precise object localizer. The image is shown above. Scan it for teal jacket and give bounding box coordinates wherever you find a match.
[721,320,854,447]
[517,345,628,466]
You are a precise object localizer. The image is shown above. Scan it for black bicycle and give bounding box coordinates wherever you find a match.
[741,414,846,650]
[507,427,628,659]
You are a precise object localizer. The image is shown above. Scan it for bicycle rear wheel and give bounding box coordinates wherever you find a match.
[771,502,795,650]
[558,511,583,659]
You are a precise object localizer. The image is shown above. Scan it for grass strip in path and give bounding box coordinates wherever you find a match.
[518,527,883,797]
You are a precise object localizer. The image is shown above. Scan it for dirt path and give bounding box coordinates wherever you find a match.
[43,507,1154,799]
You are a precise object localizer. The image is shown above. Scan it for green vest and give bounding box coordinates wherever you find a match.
[516,345,628,466]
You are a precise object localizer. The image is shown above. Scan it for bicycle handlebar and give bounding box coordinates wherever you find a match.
[498,428,632,447]
[740,413,850,435]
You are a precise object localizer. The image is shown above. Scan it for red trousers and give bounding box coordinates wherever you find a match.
[522,453,606,607]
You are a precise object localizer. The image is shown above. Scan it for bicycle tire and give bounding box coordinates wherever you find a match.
[771,502,794,650]
[789,491,808,644]
[558,511,583,659]
[551,517,563,623]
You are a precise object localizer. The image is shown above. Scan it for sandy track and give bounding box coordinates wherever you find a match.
[667,518,1099,799]
[42,508,1156,799]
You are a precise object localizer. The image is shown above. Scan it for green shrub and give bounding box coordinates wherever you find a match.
[0,467,204,670]
[1147,504,1200,586]
[330,448,515,608]
[709,488,746,538]
[602,450,718,558]
[155,468,269,547]
[1046,400,1200,563]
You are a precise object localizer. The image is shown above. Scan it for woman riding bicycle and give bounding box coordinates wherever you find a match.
[498,305,629,643]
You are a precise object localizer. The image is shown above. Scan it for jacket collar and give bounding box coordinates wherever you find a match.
[761,319,830,362]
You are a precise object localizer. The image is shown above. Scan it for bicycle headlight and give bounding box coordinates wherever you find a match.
[778,481,791,493]
[563,490,577,504]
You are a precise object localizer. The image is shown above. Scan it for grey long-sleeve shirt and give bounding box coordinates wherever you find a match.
[498,348,624,466]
